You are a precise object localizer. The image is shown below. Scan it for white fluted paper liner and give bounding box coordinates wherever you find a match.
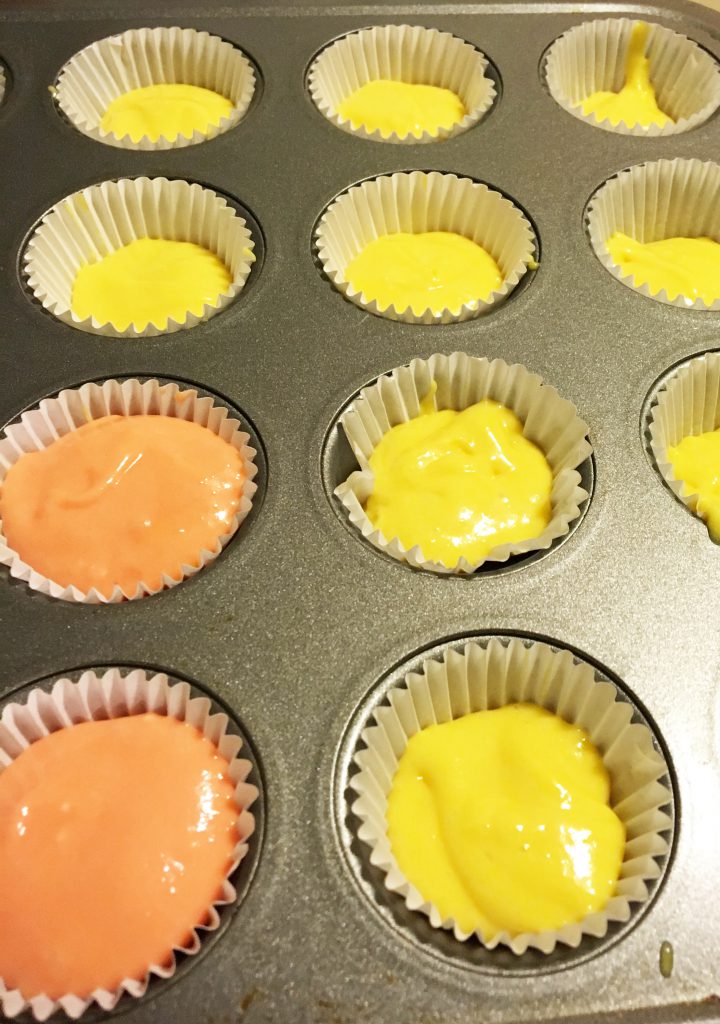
[586,158,720,310]
[307,24,495,144]
[24,177,255,337]
[0,377,258,603]
[351,637,673,954]
[54,27,255,150]
[0,64,6,109]
[0,667,258,1020]
[545,18,720,136]
[316,172,536,323]
[647,350,720,534]
[335,352,590,573]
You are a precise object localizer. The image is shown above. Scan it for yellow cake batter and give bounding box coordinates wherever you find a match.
[668,428,720,539]
[606,233,720,304]
[386,703,625,937]
[346,232,502,316]
[100,83,233,143]
[337,79,466,138]
[71,238,232,331]
[578,22,673,128]
[365,393,552,566]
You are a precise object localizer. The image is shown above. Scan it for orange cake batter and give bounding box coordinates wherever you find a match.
[0,414,245,596]
[0,713,240,999]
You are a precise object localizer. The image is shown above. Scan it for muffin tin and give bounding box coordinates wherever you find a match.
[1,0,720,1021]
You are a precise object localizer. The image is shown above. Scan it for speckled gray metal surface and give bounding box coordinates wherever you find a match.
[0,2,719,1023]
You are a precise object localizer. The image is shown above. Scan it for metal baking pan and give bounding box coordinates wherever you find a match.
[0,0,719,1021]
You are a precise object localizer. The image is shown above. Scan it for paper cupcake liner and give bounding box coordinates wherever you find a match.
[350,636,673,955]
[0,667,258,1020]
[334,352,591,573]
[0,64,6,109]
[307,24,495,144]
[545,18,720,136]
[0,377,258,603]
[647,350,720,534]
[23,176,256,337]
[586,158,720,311]
[53,27,256,150]
[316,172,536,323]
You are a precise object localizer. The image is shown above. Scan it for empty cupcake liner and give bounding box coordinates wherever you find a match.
[334,352,591,573]
[647,350,720,535]
[0,666,258,1020]
[350,636,673,955]
[586,158,720,310]
[307,24,495,144]
[315,172,536,323]
[545,18,720,136]
[53,26,256,150]
[23,176,256,337]
[0,377,258,603]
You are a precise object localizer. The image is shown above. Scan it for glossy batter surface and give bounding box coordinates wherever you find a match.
[365,395,552,566]
[0,414,245,596]
[100,83,233,143]
[387,704,625,937]
[668,428,720,539]
[346,232,502,316]
[579,22,673,128]
[337,79,466,138]
[606,233,720,304]
[0,713,240,999]
[71,238,232,331]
